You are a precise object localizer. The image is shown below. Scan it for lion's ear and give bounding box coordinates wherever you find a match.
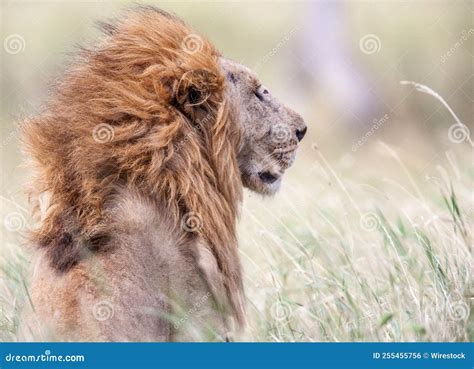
[173,69,221,121]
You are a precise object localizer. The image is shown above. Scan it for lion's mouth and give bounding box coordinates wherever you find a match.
[273,146,297,155]
[255,148,297,187]
[258,171,280,184]
[239,146,299,194]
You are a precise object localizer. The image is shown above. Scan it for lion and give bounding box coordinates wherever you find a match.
[19,7,307,341]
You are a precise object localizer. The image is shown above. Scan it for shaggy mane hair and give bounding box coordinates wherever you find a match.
[22,7,245,323]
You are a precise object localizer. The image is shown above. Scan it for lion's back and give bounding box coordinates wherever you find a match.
[20,189,228,341]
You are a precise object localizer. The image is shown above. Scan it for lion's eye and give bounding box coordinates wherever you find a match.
[254,86,269,102]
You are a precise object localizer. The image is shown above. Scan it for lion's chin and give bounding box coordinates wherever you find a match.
[241,171,283,195]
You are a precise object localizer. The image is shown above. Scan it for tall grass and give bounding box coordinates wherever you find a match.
[239,166,471,341]
[238,84,472,342]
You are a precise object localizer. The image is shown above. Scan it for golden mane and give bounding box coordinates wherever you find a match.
[22,7,244,324]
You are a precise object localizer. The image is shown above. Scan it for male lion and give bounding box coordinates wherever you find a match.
[20,7,306,341]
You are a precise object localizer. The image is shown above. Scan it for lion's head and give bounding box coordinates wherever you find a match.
[220,59,307,195]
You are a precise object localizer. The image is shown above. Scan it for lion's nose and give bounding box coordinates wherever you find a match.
[296,126,307,142]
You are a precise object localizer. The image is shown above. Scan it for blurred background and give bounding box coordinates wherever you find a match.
[1,0,472,199]
[1,1,472,341]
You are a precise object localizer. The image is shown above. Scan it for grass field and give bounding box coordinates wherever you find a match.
[1,103,472,342]
[239,141,472,341]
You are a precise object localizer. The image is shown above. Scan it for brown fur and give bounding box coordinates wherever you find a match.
[23,7,244,325]
[21,6,306,341]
